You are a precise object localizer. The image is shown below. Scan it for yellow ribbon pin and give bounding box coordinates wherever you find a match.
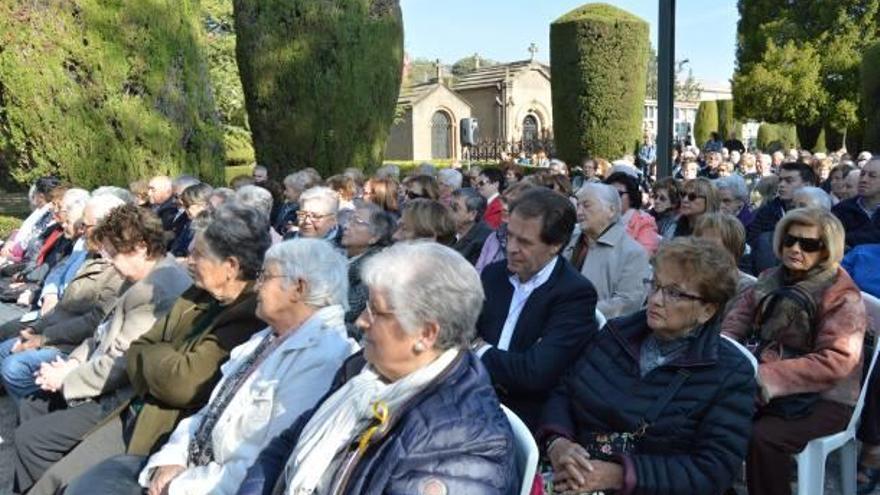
[357,401,390,454]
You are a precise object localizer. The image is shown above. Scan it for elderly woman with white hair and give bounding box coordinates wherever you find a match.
[237,242,517,495]
[793,186,833,211]
[287,186,342,245]
[64,239,358,495]
[236,185,282,244]
[567,183,651,319]
[715,174,755,227]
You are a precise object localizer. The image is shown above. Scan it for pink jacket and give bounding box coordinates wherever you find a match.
[625,210,659,255]
[722,267,866,406]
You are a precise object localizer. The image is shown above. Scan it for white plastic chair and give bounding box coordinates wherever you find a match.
[501,405,539,495]
[595,309,607,329]
[794,292,880,495]
[722,334,759,376]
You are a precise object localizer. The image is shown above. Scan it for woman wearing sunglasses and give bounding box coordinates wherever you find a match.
[673,177,719,237]
[722,207,867,495]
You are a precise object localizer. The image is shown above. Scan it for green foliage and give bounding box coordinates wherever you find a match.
[644,46,701,102]
[0,0,225,189]
[694,101,718,148]
[717,100,735,141]
[734,0,880,134]
[0,215,22,238]
[233,0,404,178]
[451,54,498,76]
[813,127,827,153]
[863,42,880,152]
[224,163,253,184]
[550,3,649,162]
[757,123,798,152]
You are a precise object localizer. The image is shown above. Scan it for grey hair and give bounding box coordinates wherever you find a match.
[576,182,621,222]
[355,202,395,246]
[793,186,833,211]
[201,202,271,279]
[299,186,339,215]
[451,187,487,219]
[85,194,126,221]
[63,189,91,223]
[264,238,349,310]
[375,164,401,180]
[235,185,274,219]
[360,241,485,350]
[284,170,319,190]
[92,186,135,204]
[415,162,437,177]
[253,164,267,174]
[437,168,463,189]
[210,188,235,206]
[173,175,200,191]
[714,174,750,202]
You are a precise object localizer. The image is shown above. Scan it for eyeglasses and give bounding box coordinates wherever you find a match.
[475,180,489,187]
[616,190,627,197]
[364,302,396,323]
[644,278,704,303]
[683,192,706,202]
[296,211,333,222]
[782,234,824,253]
[255,269,285,285]
[349,216,371,227]
[405,190,425,200]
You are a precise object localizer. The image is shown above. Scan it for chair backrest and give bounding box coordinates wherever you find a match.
[741,273,758,284]
[595,308,607,330]
[501,405,539,495]
[849,292,880,431]
[721,334,759,376]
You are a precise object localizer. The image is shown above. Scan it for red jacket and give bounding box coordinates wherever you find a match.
[483,196,503,229]
[722,267,866,406]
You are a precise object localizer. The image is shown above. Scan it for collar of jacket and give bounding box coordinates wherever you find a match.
[504,253,566,282]
[606,310,720,369]
[594,221,626,247]
[460,221,491,244]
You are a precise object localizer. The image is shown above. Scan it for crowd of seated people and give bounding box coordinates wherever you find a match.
[0,144,877,495]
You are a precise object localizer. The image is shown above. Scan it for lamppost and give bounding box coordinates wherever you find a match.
[657,0,676,179]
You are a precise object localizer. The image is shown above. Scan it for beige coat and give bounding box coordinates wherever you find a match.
[63,255,192,402]
[566,222,651,319]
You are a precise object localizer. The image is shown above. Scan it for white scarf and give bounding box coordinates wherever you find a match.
[283,347,460,495]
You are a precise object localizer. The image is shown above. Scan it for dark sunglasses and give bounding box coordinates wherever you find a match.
[684,192,705,202]
[405,190,425,200]
[782,234,824,253]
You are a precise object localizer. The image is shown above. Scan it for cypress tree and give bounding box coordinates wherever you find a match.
[717,99,735,140]
[694,101,719,148]
[233,0,404,178]
[550,3,649,162]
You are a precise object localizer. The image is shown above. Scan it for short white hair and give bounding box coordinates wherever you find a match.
[437,168,463,189]
[92,186,135,204]
[361,241,484,350]
[793,186,832,211]
[264,238,349,310]
[235,185,274,219]
[63,189,91,223]
[86,194,126,221]
[299,186,339,215]
[714,174,750,202]
[576,182,621,222]
[375,164,400,180]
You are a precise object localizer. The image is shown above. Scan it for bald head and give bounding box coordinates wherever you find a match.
[148,176,173,205]
[859,159,880,201]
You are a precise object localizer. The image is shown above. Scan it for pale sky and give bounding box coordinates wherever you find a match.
[400,0,738,84]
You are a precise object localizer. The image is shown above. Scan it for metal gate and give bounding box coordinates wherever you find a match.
[522,115,539,145]
[431,111,451,159]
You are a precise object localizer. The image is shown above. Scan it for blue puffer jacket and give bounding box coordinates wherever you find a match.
[236,350,517,495]
[540,311,756,495]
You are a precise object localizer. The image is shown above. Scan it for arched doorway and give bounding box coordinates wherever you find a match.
[522,114,540,146]
[431,111,452,159]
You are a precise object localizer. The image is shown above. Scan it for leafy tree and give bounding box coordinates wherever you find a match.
[863,41,880,152]
[756,123,798,152]
[0,0,225,188]
[451,54,498,76]
[233,0,404,178]
[734,0,880,139]
[694,101,718,148]
[644,46,701,101]
[551,3,649,162]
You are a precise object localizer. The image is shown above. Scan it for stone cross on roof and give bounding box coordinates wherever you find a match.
[528,43,538,61]
[434,58,443,81]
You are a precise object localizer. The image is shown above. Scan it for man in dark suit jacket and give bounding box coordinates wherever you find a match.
[451,188,493,265]
[474,188,599,431]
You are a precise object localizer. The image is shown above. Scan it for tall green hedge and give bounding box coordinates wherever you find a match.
[0,0,225,189]
[550,3,649,162]
[694,100,718,147]
[863,42,880,153]
[717,99,735,140]
[757,123,798,152]
[233,0,404,178]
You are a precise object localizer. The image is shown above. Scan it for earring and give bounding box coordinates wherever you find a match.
[414,342,425,353]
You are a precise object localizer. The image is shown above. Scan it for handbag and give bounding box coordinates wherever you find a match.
[580,369,692,461]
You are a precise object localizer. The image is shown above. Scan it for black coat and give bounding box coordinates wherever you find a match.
[153,198,179,232]
[476,256,599,430]
[540,311,756,495]
[832,196,880,248]
[453,221,493,265]
[747,197,786,247]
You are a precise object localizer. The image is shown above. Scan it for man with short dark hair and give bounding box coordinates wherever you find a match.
[833,158,880,247]
[450,188,491,265]
[747,162,817,246]
[475,168,505,229]
[474,188,598,430]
